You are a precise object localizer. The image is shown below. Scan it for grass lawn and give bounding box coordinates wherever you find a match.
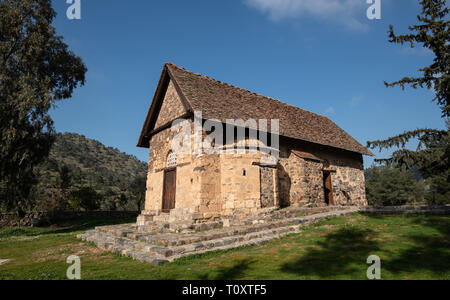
[0,213,449,280]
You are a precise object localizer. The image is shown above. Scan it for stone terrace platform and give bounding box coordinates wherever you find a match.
[78,206,360,265]
[78,205,450,265]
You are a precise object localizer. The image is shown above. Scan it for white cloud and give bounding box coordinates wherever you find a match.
[349,94,364,108]
[324,106,336,115]
[244,0,369,30]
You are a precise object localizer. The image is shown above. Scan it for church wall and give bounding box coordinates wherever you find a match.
[154,81,186,128]
[139,79,367,224]
[278,137,367,207]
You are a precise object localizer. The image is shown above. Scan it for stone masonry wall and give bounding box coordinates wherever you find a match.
[191,154,223,219]
[142,130,367,223]
[144,121,197,214]
[260,167,275,208]
[278,137,367,207]
[143,79,194,215]
[220,153,264,216]
[141,81,367,223]
[154,80,186,129]
[278,154,324,207]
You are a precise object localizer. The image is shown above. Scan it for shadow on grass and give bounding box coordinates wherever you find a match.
[197,258,256,280]
[383,216,450,275]
[358,213,449,275]
[0,217,136,238]
[281,227,379,278]
[282,214,450,278]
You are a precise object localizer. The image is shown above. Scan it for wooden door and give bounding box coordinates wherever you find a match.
[323,172,334,206]
[162,169,176,212]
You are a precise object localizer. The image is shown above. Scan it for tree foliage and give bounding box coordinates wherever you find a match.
[384,0,449,117]
[34,133,147,212]
[366,166,424,206]
[0,0,87,212]
[367,0,449,204]
[70,187,101,211]
[426,169,450,205]
[118,193,127,211]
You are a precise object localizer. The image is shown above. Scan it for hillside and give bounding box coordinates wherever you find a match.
[34,133,147,211]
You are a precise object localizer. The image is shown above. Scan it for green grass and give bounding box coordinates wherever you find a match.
[0,217,136,239]
[0,213,449,280]
[295,213,308,218]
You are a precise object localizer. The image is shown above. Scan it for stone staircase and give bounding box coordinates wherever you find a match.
[78,206,360,265]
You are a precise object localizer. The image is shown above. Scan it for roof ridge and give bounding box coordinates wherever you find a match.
[165,62,328,120]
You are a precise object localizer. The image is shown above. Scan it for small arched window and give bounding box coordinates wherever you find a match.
[166,151,177,168]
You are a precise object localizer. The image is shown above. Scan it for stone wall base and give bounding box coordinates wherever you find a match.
[0,211,139,228]
[361,205,450,215]
[137,205,450,229]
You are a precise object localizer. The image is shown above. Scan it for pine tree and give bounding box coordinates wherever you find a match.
[367,0,449,204]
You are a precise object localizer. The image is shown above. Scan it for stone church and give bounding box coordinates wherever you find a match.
[136,63,373,225]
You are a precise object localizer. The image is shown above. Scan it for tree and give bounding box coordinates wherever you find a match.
[36,165,73,211]
[70,187,101,211]
[134,193,144,211]
[118,193,127,211]
[0,0,87,213]
[53,165,72,209]
[130,175,146,211]
[385,0,448,117]
[57,165,72,192]
[366,166,424,206]
[422,122,450,204]
[367,0,449,204]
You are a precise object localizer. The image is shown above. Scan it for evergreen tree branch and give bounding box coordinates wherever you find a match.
[367,128,446,152]
[385,0,449,117]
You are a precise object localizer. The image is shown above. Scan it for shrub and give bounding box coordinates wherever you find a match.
[70,187,101,211]
[366,166,424,206]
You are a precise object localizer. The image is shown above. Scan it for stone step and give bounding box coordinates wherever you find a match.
[80,220,303,262]
[140,206,349,232]
[79,231,170,264]
[225,205,353,226]
[78,208,359,265]
[164,224,303,259]
[102,207,357,247]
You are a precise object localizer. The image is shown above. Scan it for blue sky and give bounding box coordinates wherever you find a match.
[50,0,446,166]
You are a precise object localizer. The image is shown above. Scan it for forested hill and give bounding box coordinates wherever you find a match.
[35,133,147,211]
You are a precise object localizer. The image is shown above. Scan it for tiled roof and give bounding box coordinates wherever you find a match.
[138,63,373,156]
[291,150,323,162]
